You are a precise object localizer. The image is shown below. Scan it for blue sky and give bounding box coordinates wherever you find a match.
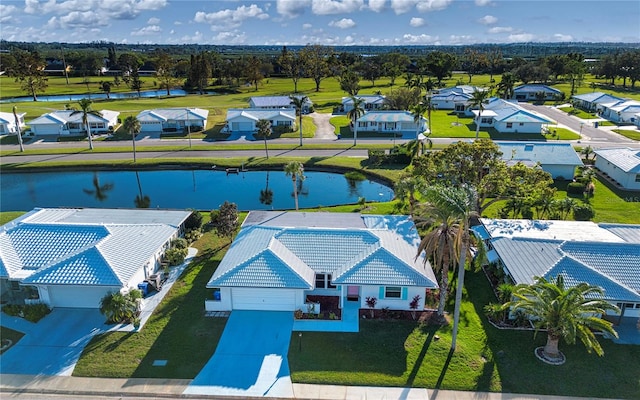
[1,0,638,45]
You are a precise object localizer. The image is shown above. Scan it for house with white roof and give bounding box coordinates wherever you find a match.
[571,92,625,112]
[496,141,583,179]
[430,85,483,112]
[224,108,296,133]
[594,147,640,190]
[600,100,640,124]
[205,211,437,314]
[28,110,119,136]
[513,84,564,101]
[249,95,312,113]
[136,108,209,133]
[471,98,555,134]
[0,111,26,134]
[475,218,640,319]
[0,208,191,309]
[354,110,427,136]
[341,94,386,113]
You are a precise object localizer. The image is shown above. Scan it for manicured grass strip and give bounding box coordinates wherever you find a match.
[557,107,599,119]
[612,129,640,141]
[542,127,581,140]
[0,211,26,225]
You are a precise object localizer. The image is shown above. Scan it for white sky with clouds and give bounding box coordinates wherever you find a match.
[0,0,638,45]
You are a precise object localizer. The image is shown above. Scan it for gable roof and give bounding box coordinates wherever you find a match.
[28,110,119,126]
[572,92,624,104]
[207,212,437,289]
[358,110,422,123]
[0,208,190,286]
[496,142,583,167]
[0,111,25,125]
[342,95,386,105]
[434,85,482,96]
[249,95,311,108]
[136,108,208,122]
[594,147,640,173]
[226,108,296,122]
[514,84,563,94]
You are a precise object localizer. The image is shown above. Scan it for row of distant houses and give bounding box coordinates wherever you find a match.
[572,91,640,127]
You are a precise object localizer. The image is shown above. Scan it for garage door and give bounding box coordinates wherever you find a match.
[231,122,253,132]
[140,122,163,132]
[32,124,60,135]
[232,288,297,311]
[47,286,114,308]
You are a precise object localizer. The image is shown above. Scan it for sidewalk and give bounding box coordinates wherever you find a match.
[0,374,617,400]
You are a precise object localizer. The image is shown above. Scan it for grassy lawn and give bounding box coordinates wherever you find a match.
[0,327,25,355]
[557,107,599,119]
[289,270,640,399]
[612,129,640,141]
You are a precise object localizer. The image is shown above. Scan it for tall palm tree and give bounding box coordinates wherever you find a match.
[123,115,141,162]
[284,161,305,210]
[394,175,423,216]
[469,89,491,140]
[256,119,272,159]
[410,102,429,142]
[415,188,463,320]
[504,275,619,362]
[12,106,24,152]
[346,95,366,146]
[83,172,114,202]
[580,145,594,161]
[71,98,102,150]
[259,171,273,206]
[134,170,150,208]
[290,95,308,146]
[496,72,516,99]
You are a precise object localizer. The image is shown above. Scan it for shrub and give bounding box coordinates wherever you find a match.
[573,204,595,221]
[184,210,203,230]
[567,182,586,195]
[409,294,422,320]
[22,303,51,322]
[344,171,366,181]
[171,238,188,250]
[365,296,377,318]
[184,228,202,244]
[294,309,304,319]
[2,304,22,317]
[164,247,187,266]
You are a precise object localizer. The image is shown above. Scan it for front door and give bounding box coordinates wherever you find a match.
[346,285,359,301]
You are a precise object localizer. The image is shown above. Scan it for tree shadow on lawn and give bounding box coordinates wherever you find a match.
[466,271,640,399]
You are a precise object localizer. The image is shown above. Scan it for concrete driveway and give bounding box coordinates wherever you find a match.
[184,310,294,398]
[0,308,108,376]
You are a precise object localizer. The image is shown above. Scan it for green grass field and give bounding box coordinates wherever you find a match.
[612,129,640,141]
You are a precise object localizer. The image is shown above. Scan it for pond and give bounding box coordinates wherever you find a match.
[0,89,193,104]
[0,170,395,212]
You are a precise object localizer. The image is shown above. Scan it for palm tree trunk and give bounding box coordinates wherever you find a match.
[544,334,561,358]
[87,123,94,150]
[292,176,299,210]
[437,272,448,318]
[475,111,481,140]
[353,118,358,146]
[451,231,468,350]
[264,135,269,159]
[299,115,303,146]
[132,130,137,162]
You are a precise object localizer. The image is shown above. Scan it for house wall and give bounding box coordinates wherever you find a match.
[495,121,543,134]
[359,285,425,311]
[542,165,578,180]
[31,123,62,136]
[205,287,232,311]
[431,99,456,110]
[595,157,640,190]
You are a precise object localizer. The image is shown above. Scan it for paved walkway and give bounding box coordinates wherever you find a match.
[185,311,294,398]
[309,112,338,140]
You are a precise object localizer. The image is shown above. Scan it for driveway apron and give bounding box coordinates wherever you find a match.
[184,310,294,398]
[0,308,107,376]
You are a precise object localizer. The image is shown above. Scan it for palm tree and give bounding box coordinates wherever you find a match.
[256,119,272,159]
[290,95,308,146]
[410,102,428,141]
[259,171,273,206]
[581,145,594,162]
[284,161,305,210]
[123,115,141,162]
[504,275,619,362]
[83,172,114,202]
[496,72,516,99]
[71,98,102,150]
[469,89,491,140]
[99,290,142,324]
[394,175,423,216]
[346,95,366,146]
[134,171,150,208]
[12,106,24,152]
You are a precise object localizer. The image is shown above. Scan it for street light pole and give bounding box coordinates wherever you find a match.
[186,108,192,148]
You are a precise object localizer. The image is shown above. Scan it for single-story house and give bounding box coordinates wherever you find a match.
[0,207,191,309]
[594,147,640,190]
[471,98,555,134]
[513,84,564,101]
[136,108,209,133]
[28,110,119,136]
[571,92,625,112]
[635,112,640,129]
[249,95,312,113]
[354,110,428,136]
[205,211,437,313]
[341,95,386,113]
[430,85,483,112]
[496,141,583,179]
[600,100,640,124]
[476,218,640,319]
[224,108,296,133]
[0,111,26,134]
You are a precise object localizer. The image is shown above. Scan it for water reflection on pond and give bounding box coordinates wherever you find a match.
[1,169,395,211]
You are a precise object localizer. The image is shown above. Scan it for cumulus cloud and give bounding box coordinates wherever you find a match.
[343,35,355,44]
[194,4,269,30]
[488,26,513,34]
[302,23,312,29]
[312,0,365,15]
[0,4,17,23]
[478,15,497,25]
[211,31,248,44]
[449,34,475,44]
[25,0,167,22]
[475,0,493,6]
[47,11,108,29]
[390,0,451,15]
[276,0,311,18]
[409,17,424,27]
[508,33,536,42]
[368,0,386,12]
[147,17,160,24]
[131,25,161,36]
[329,18,356,29]
[402,33,439,44]
[553,33,573,42]
[390,0,415,14]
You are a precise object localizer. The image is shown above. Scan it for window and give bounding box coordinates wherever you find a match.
[506,122,513,129]
[315,273,325,288]
[385,286,402,299]
[635,174,640,183]
[315,273,336,289]
[481,117,492,124]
